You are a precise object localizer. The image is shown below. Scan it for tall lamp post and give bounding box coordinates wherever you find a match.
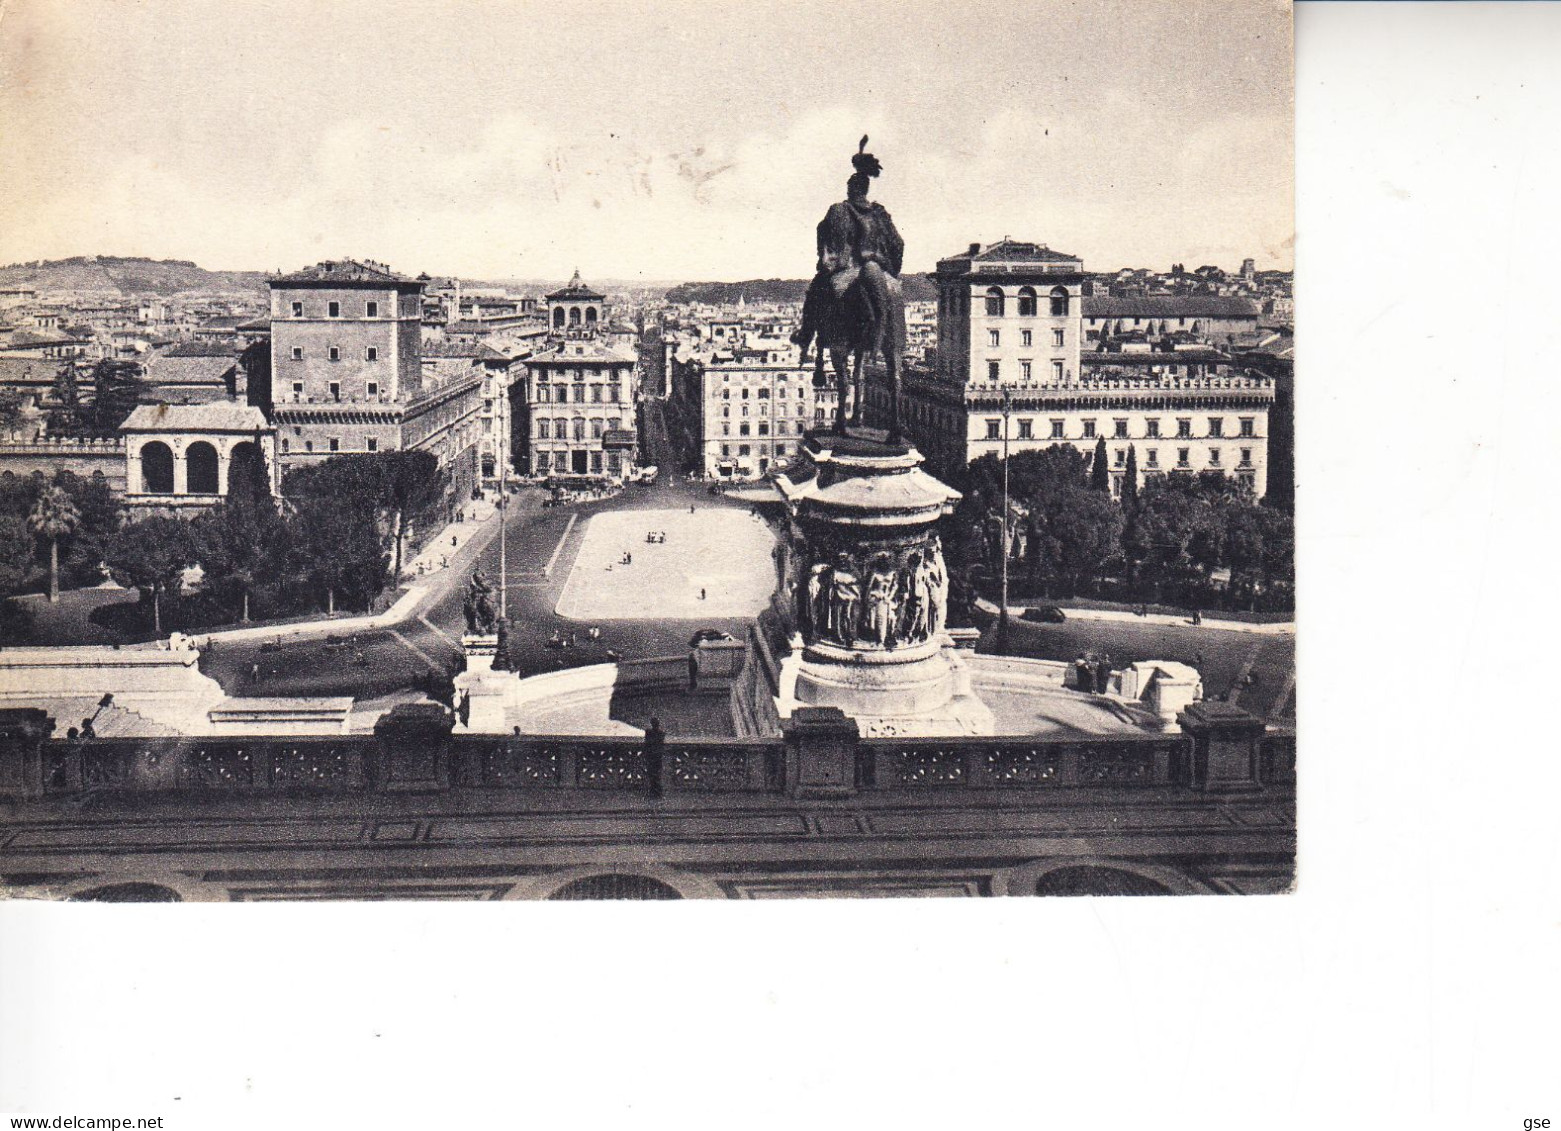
[498,436,508,621]
[997,387,1012,654]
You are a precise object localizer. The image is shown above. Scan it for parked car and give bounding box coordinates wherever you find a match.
[1021,605,1068,624]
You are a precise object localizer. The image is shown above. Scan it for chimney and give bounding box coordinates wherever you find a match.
[968,243,981,257]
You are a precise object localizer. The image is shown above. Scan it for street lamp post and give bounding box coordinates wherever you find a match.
[498,446,508,622]
[997,388,1012,654]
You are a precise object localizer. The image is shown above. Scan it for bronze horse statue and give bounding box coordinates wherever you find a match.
[794,137,907,443]
[796,270,906,442]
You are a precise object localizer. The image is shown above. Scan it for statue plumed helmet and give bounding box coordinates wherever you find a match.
[851,135,883,179]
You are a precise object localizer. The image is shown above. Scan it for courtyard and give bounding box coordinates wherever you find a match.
[554,506,778,620]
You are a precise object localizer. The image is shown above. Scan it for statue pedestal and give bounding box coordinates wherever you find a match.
[769,430,994,738]
[454,634,510,732]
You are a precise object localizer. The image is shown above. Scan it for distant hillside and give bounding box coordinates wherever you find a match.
[0,256,268,297]
[664,274,936,306]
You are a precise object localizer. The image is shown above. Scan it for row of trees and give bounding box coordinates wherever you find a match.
[946,441,1294,612]
[1,450,447,637]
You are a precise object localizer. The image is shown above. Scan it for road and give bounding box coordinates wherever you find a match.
[202,401,759,701]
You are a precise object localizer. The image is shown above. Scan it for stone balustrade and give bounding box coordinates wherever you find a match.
[0,704,1295,803]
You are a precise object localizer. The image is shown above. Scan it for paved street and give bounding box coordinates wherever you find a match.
[201,402,764,700]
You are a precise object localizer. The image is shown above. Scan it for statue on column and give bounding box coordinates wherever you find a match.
[864,557,899,647]
[792,136,908,440]
[463,570,499,635]
[826,554,861,645]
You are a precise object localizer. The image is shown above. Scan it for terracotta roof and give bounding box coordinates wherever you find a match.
[421,339,509,361]
[545,269,606,301]
[121,402,269,432]
[270,259,420,286]
[158,338,242,358]
[527,340,637,365]
[1083,295,1260,319]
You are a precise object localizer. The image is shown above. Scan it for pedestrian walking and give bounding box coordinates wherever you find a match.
[250,662,260,684]
[699,587,706,600]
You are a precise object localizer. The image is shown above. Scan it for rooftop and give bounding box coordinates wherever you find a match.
[545,270,606,302]
[1084,295,1261,318]
[270,259,421,287]
[121,402,270,433]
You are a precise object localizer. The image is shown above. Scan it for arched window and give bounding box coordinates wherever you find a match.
[1017,286,1037,317]
[140,441,174,494]
[1049,287,1070,317]
[185,442,219,495]
[985,287,1005,317]
[548,874,683,900]
[584,307,598,324]
[227,441,266,498]
[537,419,550,439]
[552,307,565,329]
[569,307,581,326]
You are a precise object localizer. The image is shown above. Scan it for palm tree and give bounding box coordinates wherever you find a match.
[28,486,80,603]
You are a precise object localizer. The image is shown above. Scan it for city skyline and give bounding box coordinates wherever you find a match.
[0,0,1293,281]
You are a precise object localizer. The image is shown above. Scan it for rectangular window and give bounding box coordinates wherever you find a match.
[328,346,340,361]
[758,387,769,399]
[1240,417,1255,437]
[1114,419,1128,438]
[1020,361,1032,382]
[1017,419,1033,439]
[1147,449,1159,468]
[366,437,377,452]
[305,440,313,452]
[1051,360,1064,382]
[327,301,340,318]
[740,423,750,436]
[758,422,769,436]
[986,419,1001,440]
[366,347,378,361]
[366,301,378,317]
[291,381,303,397]
[739,444,750,457]
[1146,419,1161,438]
[291,346,303,360]
[591,452,603,473]
[1050,419,1064,439]
[291,301,304,317]
[988,329,1000,347]
[1240,447,1253,466]
[1208,417,1224,438]
[535,452,550,473]
[1177,418,1192,438]
[367,381,378,397]
[1021,330,1032,348]
[721,444,730,457]
[1053,328,1065,347]
[1209,448,1221,465]
[988,360,1000,381]
[1082,420,1096,439]
[1115,448,1126,467]
[329,438,339,452]
[1177,447,1190,467]
[329,381,340,402]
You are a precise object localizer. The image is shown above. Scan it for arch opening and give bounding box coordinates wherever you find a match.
[140,441,174,494]
[185,441,220,495]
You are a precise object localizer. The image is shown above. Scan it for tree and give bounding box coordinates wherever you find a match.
[288,493,386,615]
[381,450,443,580]
[1122,444,1139,511]
[54,470,122,589]
[1090,436,1110,492]
[193,489,282,623]
[27,485,80,603]
[88,359,147,436]
[107,514,194,634]
[0,514,36,597]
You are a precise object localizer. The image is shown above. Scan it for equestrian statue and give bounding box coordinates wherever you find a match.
[793,136,907,442]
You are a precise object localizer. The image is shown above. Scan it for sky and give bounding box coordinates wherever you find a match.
[0,0,1293,282]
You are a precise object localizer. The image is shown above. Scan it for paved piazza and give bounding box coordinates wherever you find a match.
[555,507,779,620]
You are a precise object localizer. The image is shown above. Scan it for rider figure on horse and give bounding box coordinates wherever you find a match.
[795,137,905,368]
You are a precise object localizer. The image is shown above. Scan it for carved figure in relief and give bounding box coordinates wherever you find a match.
[864,558,898,647]
[805,562,830,639]
[926,538,949,636]
[901,550,930,641]
[827,555,861,645]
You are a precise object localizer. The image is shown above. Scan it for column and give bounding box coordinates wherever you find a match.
[171,440,187,495]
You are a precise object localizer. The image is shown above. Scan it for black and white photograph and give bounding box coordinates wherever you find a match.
[0,0,1295,902]
[3,1,1560,1127]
